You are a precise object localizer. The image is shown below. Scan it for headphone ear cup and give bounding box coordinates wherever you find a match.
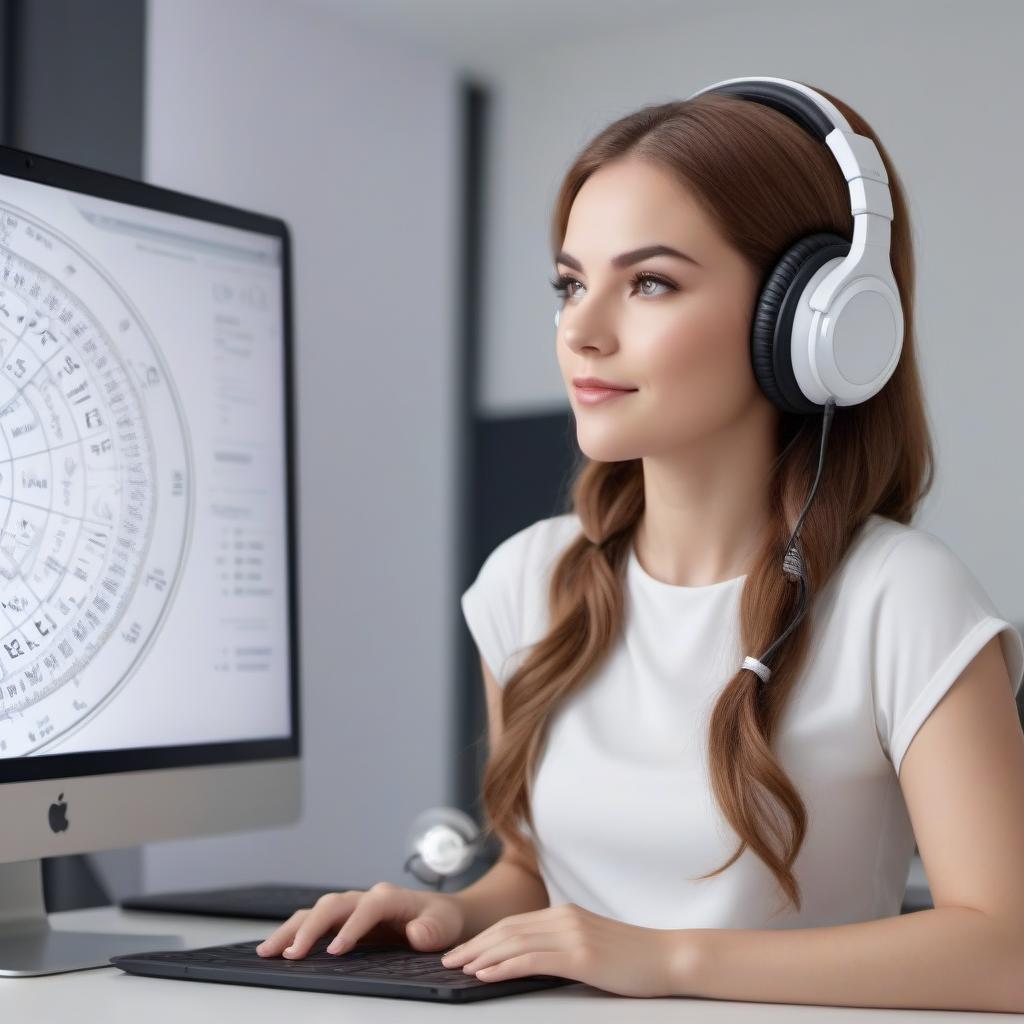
[751,231,850,416]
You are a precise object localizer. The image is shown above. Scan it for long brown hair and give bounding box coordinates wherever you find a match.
[479,83,934,916]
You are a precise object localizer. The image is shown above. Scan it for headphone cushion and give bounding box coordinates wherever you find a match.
[751,231,850,415]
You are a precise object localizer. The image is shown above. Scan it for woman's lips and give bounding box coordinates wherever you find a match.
[573,385,637,405]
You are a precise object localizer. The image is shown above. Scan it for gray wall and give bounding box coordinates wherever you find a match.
[139,0,463,894]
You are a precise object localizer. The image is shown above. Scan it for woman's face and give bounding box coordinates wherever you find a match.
[554,157,769,462]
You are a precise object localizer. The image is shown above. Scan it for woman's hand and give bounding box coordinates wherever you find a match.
[255,881,466,959]
[439,902,697,997]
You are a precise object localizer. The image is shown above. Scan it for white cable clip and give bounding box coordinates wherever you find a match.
[742,656,772,683]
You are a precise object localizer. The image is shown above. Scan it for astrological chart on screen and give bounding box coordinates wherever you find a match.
[0,177,292,757]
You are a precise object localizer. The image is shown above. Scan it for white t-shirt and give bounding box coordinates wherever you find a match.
[460,512,1024,930]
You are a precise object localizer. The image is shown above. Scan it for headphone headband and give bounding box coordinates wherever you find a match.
[688,77,893,276]
[688,77,848,139]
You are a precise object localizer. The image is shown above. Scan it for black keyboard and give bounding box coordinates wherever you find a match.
[141,938,470,980]
[111,937,576,1003]
[121,883,355,920]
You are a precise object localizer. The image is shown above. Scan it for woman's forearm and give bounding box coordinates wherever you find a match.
[450,858,550,944]
[673,906,1024,1012]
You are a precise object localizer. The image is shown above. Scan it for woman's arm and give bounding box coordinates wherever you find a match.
[673,905,1022,1012]
[450,858,549,945]
[450,654,551,944]
[669,636,1024,1012]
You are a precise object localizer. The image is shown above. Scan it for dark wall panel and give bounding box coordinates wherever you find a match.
[1,1,15,143]
[4,0,144,177]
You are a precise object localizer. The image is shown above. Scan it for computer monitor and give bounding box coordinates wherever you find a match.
[0,145,301,976]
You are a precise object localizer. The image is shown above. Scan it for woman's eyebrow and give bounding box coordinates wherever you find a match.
[554,244,701,271]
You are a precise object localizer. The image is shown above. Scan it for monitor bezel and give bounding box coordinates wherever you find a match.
[0,143,301,784]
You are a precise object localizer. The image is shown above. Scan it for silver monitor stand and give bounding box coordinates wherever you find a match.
[0,858,182,977]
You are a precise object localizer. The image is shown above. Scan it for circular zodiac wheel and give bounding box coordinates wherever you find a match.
[0,201,193,755]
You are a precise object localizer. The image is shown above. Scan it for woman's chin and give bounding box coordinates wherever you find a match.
[575,436,640,464]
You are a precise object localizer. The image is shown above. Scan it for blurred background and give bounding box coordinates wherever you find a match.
[2,0,1020,910]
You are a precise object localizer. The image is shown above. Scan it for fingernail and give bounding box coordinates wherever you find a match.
[283,945,295,956]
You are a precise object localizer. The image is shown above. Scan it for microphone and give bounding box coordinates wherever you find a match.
[403,807,488,891]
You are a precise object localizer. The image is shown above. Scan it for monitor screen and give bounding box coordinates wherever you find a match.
[0,153,297,775]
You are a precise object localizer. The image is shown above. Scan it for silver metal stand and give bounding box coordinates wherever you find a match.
[0,858,182,977]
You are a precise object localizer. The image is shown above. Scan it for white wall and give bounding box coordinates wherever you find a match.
[136,0,462,892]
[474,0,1023,622]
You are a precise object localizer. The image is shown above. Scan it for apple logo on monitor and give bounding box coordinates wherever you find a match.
[48,793,69,833]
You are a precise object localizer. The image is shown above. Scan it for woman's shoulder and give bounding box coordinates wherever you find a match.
[835,512,988,607]
[848,513,962,571]
[489,511,584,570]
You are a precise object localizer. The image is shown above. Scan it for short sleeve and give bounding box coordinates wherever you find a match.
[871,531,1024,778]
[460,527,531,688]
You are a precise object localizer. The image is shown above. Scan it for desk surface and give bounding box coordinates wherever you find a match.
[1,905,1013,1023]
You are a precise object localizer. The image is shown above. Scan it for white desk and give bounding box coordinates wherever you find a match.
[2,904,1013,1023]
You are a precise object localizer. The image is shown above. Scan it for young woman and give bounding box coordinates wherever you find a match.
[259,80,1024,1012]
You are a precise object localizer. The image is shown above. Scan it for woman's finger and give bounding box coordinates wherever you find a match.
[327,884,413,954]
[443,907,553,966]
[255,908,308,956]
[284,892,359,958]
[475,951,571,983]
[460,931,566,976]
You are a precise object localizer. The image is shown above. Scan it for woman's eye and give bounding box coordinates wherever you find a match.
[635,274,670,297]
[549,271,675,303]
